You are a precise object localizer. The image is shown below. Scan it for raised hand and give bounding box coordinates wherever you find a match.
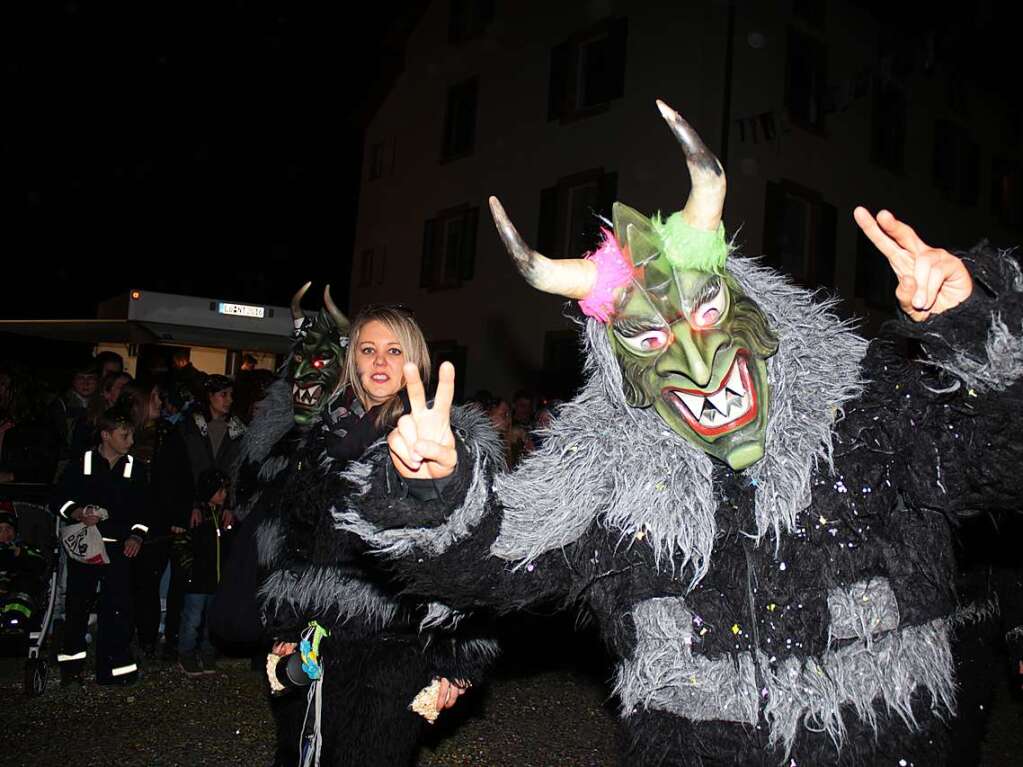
[388,361,458,480]
[853,207,972,322]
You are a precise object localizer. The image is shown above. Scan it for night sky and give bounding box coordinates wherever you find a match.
[6,0,423,320]
[4,1,1019,323]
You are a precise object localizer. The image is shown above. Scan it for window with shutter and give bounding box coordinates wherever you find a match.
[442,77,479,161]
[548,18,628,123]
[449,0,494,44]
[358,250,374,288]
[536,168,617,260]
[785,27,828,133]
[933,120,980,206]
[421,205,480,290]
[762,179,836,289]
[870,80,907,174]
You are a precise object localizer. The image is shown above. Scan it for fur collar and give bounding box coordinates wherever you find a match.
[193,410,246,441]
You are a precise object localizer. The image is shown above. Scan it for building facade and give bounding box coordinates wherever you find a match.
[351,0,1022,400]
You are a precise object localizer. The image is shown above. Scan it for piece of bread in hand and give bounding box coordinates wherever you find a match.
[409,679,442,723]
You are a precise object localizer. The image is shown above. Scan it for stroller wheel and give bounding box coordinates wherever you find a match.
[24,658,48,697]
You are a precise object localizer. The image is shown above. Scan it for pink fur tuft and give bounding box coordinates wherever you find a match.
[578,228,634,322]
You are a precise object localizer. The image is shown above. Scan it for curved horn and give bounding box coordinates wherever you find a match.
[323,285,350,335]
[655,100,726,232]
[488,197,597,299]
[291,281,312,323]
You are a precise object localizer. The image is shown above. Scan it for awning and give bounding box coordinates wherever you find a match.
[0,319,293,353]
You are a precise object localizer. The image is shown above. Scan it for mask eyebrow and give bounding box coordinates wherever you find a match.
[677,275,723,313]
[613,315,668,336]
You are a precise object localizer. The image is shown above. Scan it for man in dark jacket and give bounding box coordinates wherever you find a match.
[52,407,150,686]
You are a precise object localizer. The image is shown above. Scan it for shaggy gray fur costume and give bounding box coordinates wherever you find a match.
[335,244,1023,766]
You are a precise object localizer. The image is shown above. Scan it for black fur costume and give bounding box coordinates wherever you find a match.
[247,386,498,767]
[334,244,1023,766]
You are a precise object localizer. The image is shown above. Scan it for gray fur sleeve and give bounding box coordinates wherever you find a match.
[898,242,1023,394]
[333,404,598,614]
[332,405,505,559]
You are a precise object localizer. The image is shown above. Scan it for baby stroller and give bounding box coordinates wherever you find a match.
[0,486,62,696]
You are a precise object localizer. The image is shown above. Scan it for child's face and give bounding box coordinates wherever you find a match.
[0,523,15,544]
[210,488,227,506]
[102,426,135,456]
[72,372,98,398]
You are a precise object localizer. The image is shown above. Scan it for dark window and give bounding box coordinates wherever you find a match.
[449,0,494,44]
[441,77,479,161]
[933,120,980,205]
[548,18,628,122]
[421,205,479,290]
[762,180,836,289]
[870,79,907,173]
[368,139,395,181]
[785,27,828,132]
[369,247,387,286]
[358,249,374,288]
[855,229,897,311]
[537,168,617,260]
[991,157,1023,227]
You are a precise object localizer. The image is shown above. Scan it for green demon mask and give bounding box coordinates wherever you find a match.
[289,282,350,427]
[489,101,778,470]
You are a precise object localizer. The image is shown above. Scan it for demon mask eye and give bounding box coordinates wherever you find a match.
[619,328,671,354]
[688,281,729,330]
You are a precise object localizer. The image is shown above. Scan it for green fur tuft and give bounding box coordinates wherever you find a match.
[650,212,729,273]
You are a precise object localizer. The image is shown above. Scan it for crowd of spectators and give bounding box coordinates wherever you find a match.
[0,346,574,685]
[467,389,561,469]
[0,344,571,688]
[0,350,276,685]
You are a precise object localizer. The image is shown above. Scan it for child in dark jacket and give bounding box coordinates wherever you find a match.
[174,468,230,676]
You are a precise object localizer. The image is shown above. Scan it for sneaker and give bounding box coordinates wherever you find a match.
[178,654,204,678]
[200,654,219,675]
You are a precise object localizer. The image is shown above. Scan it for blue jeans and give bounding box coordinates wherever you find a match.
[178,593,214,656]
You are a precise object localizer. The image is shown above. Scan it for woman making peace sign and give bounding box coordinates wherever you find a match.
[258,305,496,767]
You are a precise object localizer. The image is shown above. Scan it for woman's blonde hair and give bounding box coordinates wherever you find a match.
[343,305,431,428]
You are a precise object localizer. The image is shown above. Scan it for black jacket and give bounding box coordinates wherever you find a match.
[173,503,226,594]
[51,448,151,543]
[171,411,245,526]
